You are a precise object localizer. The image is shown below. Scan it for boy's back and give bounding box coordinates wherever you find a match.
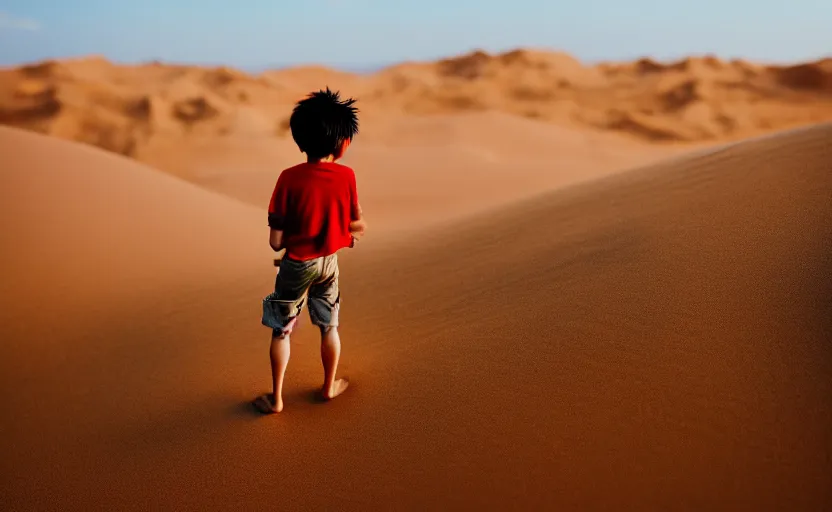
[269,161,359,261]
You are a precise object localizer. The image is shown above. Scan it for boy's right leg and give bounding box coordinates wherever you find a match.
[309,254,348,400]
[320,327,348,399]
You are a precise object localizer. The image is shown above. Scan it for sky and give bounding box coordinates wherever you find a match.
[0,0,830,71]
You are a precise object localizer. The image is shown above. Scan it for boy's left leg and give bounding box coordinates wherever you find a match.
[255,258,316,414]
[253,330,291,414]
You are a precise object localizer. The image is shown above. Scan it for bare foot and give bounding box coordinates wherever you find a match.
[252,394,283,414]
[322,378,349,401]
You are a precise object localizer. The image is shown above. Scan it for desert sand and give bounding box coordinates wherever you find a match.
[1,48,831,510]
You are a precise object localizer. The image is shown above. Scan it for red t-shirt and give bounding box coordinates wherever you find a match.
[268,161,360,261]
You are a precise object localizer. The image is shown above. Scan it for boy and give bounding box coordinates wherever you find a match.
[254,88,366,414]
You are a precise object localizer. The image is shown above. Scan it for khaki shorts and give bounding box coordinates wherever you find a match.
[262,254,340,336]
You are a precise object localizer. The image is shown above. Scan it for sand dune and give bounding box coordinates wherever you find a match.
[2,119,830,511]
[1,49,830,179]
[0,126,267,382]
[0,124,266,287]
[176,112,689,232]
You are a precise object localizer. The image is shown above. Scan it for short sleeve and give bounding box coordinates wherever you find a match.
[268,174,287,230]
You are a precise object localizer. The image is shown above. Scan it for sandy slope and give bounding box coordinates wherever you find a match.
[2,121,830,511]
[0,125,267,304]
[0,126,267,434]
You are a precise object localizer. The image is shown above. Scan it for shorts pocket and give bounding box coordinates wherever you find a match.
[262,292,304,329]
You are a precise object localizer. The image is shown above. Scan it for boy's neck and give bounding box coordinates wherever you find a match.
[307,155,337,164]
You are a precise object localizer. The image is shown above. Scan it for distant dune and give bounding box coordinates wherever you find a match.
[0,49,830,175]
[178,111,688,233]
[1,115,830,511]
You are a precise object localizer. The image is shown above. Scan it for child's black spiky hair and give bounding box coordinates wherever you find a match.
[289,87,359,159]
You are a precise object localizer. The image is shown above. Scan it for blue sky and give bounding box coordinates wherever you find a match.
[0,1,829,70]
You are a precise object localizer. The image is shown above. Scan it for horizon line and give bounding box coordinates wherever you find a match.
[2,46,829,74]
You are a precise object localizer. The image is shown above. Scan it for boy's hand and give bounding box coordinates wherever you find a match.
[349,219,367,239]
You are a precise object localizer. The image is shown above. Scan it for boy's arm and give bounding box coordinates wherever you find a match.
[268,175,287,253]
[347,171,366,240]
[269,229,284,252]
[349,203,366,238]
